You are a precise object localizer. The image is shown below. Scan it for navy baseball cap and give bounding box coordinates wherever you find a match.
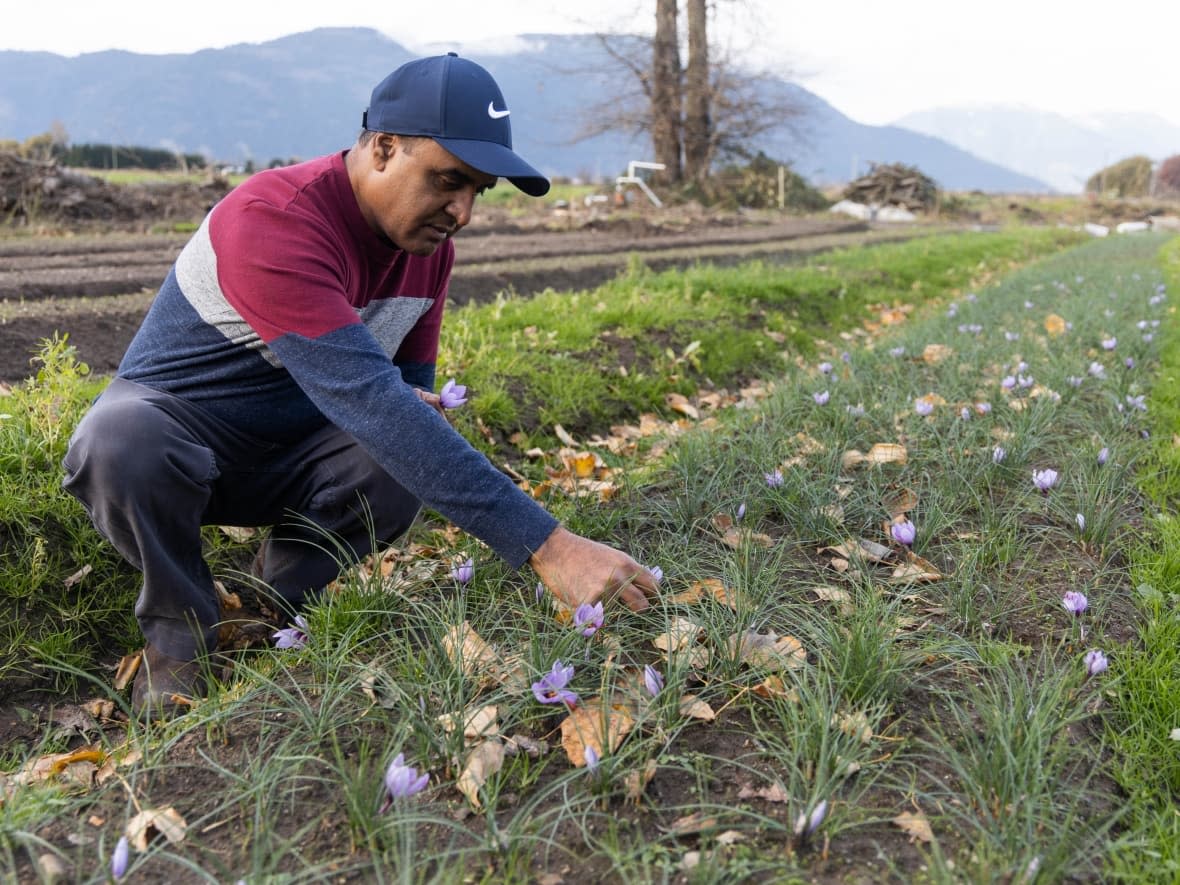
[363,53,550,197]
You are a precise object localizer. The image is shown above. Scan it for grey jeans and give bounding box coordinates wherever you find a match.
[62,378,419,659]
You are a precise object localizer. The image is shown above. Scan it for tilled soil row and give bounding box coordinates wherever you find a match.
[0,217,908,383]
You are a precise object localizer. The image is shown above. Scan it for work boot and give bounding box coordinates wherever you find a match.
[131,644,208,720]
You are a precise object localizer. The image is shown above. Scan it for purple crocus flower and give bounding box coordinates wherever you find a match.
[812,390,830,406]
[765,469,784,488]
[795,799,829,837]
[1001,375,1017,390]
[380,753,429,811]
[1076,513,1086,532]
[535,582,545,602]
[1088,362,1106,379]
[1097,447,1109,466]
[273,615,309,650]
[1101,337,1117,351]
[890,519,916,546]
[889,346,906,358]
[111,835,130,880]
[1126,394,1147,412]
[450,557,474,584]
[992,446,1007,464]
[846,404,866,417]
[647,564,664,583]
[1032,468,1058,493]
[532,660,578,708]
[818,361,833,375]
[914,399,934,416]
[643,664,664,697]
[439,378,468,409]
[735,502,747,522]
[583,745,600,772]
[1062,590,1088,616]
[574,601,604,637]
[1005,331,1020,342]
[1125,357,1136,369]
[1084,649,1108,676]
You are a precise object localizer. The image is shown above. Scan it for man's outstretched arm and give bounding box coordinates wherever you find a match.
[529,526,659,612]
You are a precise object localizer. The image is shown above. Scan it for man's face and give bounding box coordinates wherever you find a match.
[358,135,497,256]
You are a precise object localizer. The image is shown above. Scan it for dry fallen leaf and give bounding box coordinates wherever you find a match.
[893,810,933,843]
[729,630,807,671]
[833,710,873,743]
[126,806,188,851]
[678,695,716,722]
[890,551,944,583]
[438,705,499,740]
[441,621,501,678]
[737,780,791,803]
[652,617,704,653]
[1044,313,1067,336]
[663,812,720,837]
[751,675,801,702]
[666,392,700,420]
[625,759,658,803]
[560,699,636,766]
[456,740,505,810]
[922,344,954,364]
[113,652,142,692]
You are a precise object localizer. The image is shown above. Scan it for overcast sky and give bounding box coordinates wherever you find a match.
[5,0,1179,127]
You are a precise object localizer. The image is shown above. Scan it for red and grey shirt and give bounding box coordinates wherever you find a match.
[119,151,556,566]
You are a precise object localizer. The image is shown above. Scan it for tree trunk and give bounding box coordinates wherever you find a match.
[651,0,682,185]
[683,0,711,182]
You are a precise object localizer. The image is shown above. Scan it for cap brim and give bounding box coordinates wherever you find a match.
[435,136,550,197]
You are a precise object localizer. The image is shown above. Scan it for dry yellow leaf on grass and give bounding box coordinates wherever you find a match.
[921,344,953,364]
[751,675,801,702]
[666,392,700,420]
[625,759,658,803]
[729,630,807,671]
[560,699,636,766]
[892,810,933,843]
[456,740,505,810]
[890,551,944,583]
[678,695,716,722]
[671,577,742,609]
[441,621,501,680]
[1044,313,1067,336]
[652,617,704,653]
[437,705,499,739]
[126,806,187,851]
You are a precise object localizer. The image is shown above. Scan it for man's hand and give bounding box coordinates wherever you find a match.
[529,527,659,612]
[413,388,446,418]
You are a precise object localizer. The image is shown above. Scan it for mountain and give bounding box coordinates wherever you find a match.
[0,28,1048,193]
[895,106,1180,193]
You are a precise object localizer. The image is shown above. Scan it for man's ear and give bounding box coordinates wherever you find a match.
[373,133,398,166]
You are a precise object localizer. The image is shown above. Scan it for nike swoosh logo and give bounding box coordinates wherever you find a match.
[487,102,510,120]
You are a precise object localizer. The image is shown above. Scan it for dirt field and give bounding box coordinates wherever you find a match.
[0,208,914,384]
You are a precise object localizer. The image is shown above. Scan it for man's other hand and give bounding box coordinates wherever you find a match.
[529,527,659,612]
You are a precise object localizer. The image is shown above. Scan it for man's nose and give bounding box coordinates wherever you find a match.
[447,189,476,228]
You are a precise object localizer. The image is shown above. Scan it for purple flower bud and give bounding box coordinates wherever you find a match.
[840,351,851,363]
[818,361,833,375]
[735,503,747,522]
[1032,468,1058,493]
[111,835,130,880]
[794,799,828,837]
[1125,357,1136,369]
[583,745,599,771]
[890,519,916,546]
[975,402,992,414]
[450,557,474,584]
[765,469,784,488]
[812,390,830,406]
[1076,513,1086,532]
[889,346,906,358]
[535,582,545,602]
[992,446,1007,464]
[648,565,664,582]
[1005,331,1020,342]
[1101,337,1117,351]
[382,753,429,808]
[574,601,604,637]
[1001,376,1017,390]
[1097,447,1109,466]
[960,406,971,421]
[273,615,309,650]
[439,378,469,409]
[914,399,933,416]
[1062,590,1088,616]
[1084,649,1108,676]
[1126,394,1147,412]
[846,404,866,417]
[643,664,664,697]
[1088,362,1106,378]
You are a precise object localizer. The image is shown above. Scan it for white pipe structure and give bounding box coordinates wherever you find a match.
[615,161,666,207]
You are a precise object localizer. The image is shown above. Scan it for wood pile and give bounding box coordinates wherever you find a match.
[1,152,230,228]
[841,163,938,211]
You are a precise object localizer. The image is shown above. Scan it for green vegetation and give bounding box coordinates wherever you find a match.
[3,226,1179,882]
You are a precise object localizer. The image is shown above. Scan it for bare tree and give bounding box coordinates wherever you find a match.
[682,0,710,182]
[651,0,683,184]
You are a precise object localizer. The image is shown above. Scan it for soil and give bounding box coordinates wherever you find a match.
[0,201,914,385]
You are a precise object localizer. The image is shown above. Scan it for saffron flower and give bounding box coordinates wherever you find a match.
[535,581,545,602]
[1001,375,1017,390]
[890,519,916,546]
[273,615,309,650]
[1125,357,1136,369]
[1067,376,1084,387]
[1101,337,1117,350]
[914,398,933,416]
[380,753,429,811]
[1076,513,1086,532]
[439,378,468,409]
[1032,468,1058,493]
[846,403,866,417]
[1084,649,1108,676]
[1088,361,1106,378]
[1126,394,1147,412]
[992,446,1007,464]
[532,660,578,707]
[975,402,992,415]
[960,406,971,421]
[812,390,830,406]
[643,664,664,697]
[735,502,747,522]
[1097,447,1109,466]
[1062,590,1088,616]
[818,361,833,375]
[765,469,784,488]
[889,346,906,358]
[794,799,828,837]
[1005,331,1020,342]
[111,835,130,880]
[574,601,604,637]
[647,564,664,582]
[583,745,600,772]
[450,557,474,584]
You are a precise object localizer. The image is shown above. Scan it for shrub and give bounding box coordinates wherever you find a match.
[1085,155,1154,197]
[1154,154,1180,197]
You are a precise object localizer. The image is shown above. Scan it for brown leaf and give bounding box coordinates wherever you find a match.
[737,781,790,803]
[62,564,92,588]
[892,810,933,843]
[921,344,953,364]
[113,652,142,692]
[890,551,944,583]
[666,392,700,420]
[729,630,807,670]
[553,424,578,447]
[438,705,499,740]
[881,487,919,518]
[624,759,658,803]
[652,617,704,653]
[1044,313,1067,336]
[126,806,187,851]
[441,621,501,679]
[810,585,853,615]
[865,443,908,465]
[663,811,720,837]
[751,675,800,702]
[560,699,636,766]
[678,695,716,722]
[456,740,505,810]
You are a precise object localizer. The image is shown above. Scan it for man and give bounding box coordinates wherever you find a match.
[62,53,659,718]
